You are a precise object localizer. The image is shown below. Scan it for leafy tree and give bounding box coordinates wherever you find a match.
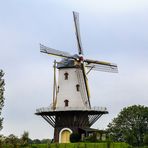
[5,134,19,148]
[41,138,51,144]
[107,105,148,146]
[21,131,29,146]
[32,139,41,144]
[9,134,19,145]
[28,138,33,144]
[0,70,5,131]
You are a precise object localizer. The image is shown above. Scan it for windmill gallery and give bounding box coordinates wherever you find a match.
[35,12,118,143]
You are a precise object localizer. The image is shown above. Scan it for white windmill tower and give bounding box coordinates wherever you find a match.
[36,12,118,143]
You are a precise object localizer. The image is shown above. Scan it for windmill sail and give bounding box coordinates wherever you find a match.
[40,44,72,58]
[76,69,90,108]
[73,11,83,55]
[85,59,118,73]
[81,63,91,108]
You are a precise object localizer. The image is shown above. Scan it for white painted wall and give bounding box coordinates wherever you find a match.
[56,68,89,109]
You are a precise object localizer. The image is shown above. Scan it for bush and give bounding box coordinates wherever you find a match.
[48,142,131,148]
[84,134,98,143]
[144,134,148,146]
[70,133,81,143]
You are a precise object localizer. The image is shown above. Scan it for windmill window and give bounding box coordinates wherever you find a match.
[57,86,59,92]
[64,99,69,107]
[76,84,80,91]
[64,72,69,80]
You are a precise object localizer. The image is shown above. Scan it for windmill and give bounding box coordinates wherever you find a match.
[36,11,118,143]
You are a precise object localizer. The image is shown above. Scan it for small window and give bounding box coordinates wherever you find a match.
[64,99,69,107]
[76,84,80,91]
[64,72,69,80]
[57,86,59,92]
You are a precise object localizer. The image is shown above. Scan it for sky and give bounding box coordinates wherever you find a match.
[0,0,148,140]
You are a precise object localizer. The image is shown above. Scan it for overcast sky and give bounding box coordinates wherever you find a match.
[0,0,148,139]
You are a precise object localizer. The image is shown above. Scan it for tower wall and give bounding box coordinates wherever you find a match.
[56,68,89,109]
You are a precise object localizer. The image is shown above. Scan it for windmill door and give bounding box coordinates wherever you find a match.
[61,130,71,143]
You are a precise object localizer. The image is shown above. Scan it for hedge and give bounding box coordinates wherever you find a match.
[48,142,130,148]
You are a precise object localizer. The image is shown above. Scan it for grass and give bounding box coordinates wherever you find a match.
[47,142,130,148]
[2,142,148,148]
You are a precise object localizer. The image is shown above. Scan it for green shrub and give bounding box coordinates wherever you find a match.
[70,133,81,143]
[48,142,130,148]
[144,134,148,146]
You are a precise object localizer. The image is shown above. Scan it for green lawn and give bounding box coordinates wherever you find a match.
[32,142,130,148]
[2,142,148,148]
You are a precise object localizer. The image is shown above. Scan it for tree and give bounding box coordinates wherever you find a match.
[40,138,51,144]
[8,134,19,147]
[107,105,148,146]
[32,139,41,144]
[21,131,29,146]
[0,70,5,131]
